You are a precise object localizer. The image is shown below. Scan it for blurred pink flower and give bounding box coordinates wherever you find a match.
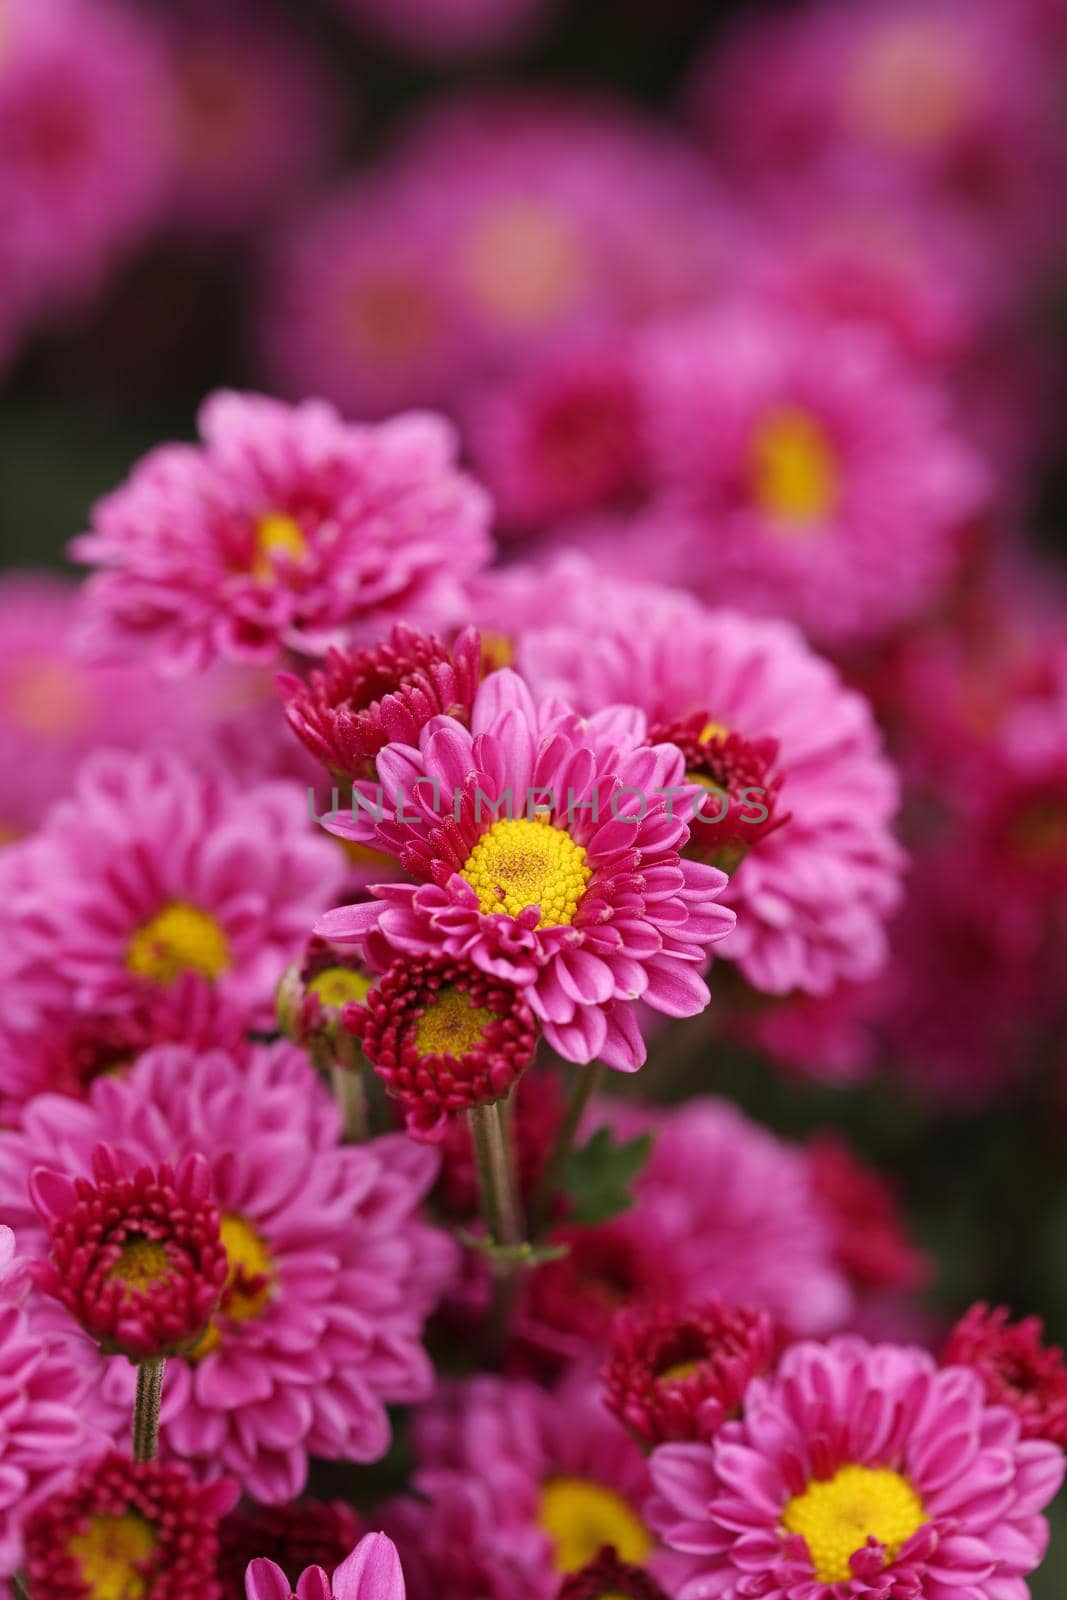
[0,0,170,310]
[73,391,492,670]
[515,571,904,995]
[161,0,341,236]
[636,304,989,646]
[386,1367,654,1599]
[517,1098,852,1362]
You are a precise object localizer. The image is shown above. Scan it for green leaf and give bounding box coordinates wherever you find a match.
[561,1127,653,1227]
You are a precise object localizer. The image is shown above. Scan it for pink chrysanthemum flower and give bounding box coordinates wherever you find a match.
[316,668,735,1070]
[162,0,339,237]
[220,1501,361,1599]
[603,1301,779,1448]
[944,1304,1067,1446]
[0,973,245,1125]
[688,0,1063,270]
[31,1144,227,1361]
[347,952,539,1140]
[0,1042,457,1503]
[557,1550,668,1600]
[72,391,493,671]
[649,1335,1066,1600]
[465,341,647,537]
[0,749,344,1032]
[0,0,169,311]
[246,1531,406,1600]
[0,572,212,840]
[514,569,903,995]
[807,1134,930,1297]
[635,304,989,647]
[334,0,554,60]
[0,1226,107,1588]
[389,1367,656,1597]
[517,1099,851,1361]
[261,95,739,417]
[282,625,482,783]
[22,1450,237,1600]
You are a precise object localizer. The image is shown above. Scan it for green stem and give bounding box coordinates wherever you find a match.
[530,1060,605,1234]
[468,1100,525,1249]
[132,1357,166,1463]
[12,1574,30,1600]
[330,1060,368,1142]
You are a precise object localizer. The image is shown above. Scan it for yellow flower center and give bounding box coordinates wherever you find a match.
[782,1465,926,1585]
[413,986,496,1058]
[461,815,590,930]
[126,902,230,986]
[67,1512,155,1600]
[751,407,838,529]
[479,630,516,673]
[462,201,587,328]
[252,512,308,578]
[189,1213,274,1360]
[849,20,975,150]
[109,1237,172,1295]
[3,657,95,737]
[538,1477,652,1574]
[307,966,374,1009]
[657,1360,702,1384]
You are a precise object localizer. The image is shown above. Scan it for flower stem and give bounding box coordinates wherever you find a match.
[132,1357,166,1463]
[468,1100,525,1250]
[330,1060,368,1142]
[530,1060,606,1234]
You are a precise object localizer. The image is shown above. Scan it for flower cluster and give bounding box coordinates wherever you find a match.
[1,0,1067,1592]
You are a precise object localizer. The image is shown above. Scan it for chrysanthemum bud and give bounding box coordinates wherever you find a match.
[346,952,538,1140]
[944,1303,1067,1446]
[603,1300,778,1447]
[30,1144,227,1361]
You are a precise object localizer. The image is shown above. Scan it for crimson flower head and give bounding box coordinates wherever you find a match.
[603,1299,779,1447]
[276,936,377,1069]
[557,1547,669,1600]
[30,1143,227,1360]
[651,711,788,872]
[944,1303,1067,1446]
[281,623,482,781]
[346,952,538,1140]
[23,1450,237,1600]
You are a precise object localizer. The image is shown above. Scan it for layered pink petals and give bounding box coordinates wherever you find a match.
[648,1336,1065,1600]
[73,392,493,670]
[317,670,734,1069]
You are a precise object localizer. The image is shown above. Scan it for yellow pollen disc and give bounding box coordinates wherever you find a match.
[189,1213,274,1360]
[252,512,308,578]
[479,630,516,672]
[126,902,230,986]
[3,658,95,737]
[699,720,729,743]
[307,966,374,1008]
[752,407,838,529]
[68,1511,155,1600]
[782,1465,926,1585]
[462,201,587,328]
[539,1478,652,1575]
[658,1360,702,1384]
[461,815,590,930]
[413,986,495,1058]
[849,20,975,150]
[108,1237,172,1295]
